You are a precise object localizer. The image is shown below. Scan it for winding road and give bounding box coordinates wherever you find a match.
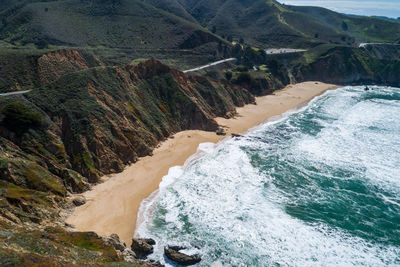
[265,48,307,54]
[183,48,308,73]
[183,58,236,73]
[0,90,32,97]
[359,43,400,48]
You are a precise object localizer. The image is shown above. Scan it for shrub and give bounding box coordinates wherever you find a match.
[225,71,233,81]
[235,72,252,84]
[342,21,348,31]
[35,39,48,49]
[1,102,42,133]
[235,65,248,72]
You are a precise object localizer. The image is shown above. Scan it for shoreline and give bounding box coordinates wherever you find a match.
[65,81,340,246]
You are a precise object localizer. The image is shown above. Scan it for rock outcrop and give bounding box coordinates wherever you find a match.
[164,246,201,266]
[131,238,156,258]
[103,233,127,252]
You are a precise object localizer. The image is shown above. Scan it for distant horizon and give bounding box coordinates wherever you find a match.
[278,0,400,18]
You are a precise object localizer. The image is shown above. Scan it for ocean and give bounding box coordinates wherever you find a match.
[136,86,400,266]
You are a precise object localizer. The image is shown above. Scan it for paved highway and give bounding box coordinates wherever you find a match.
[183,58,237,73]
[0,90,32,97]
[359,43,400,48]
[265,48,307,54]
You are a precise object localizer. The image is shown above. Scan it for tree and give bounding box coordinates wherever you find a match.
[35,39,49,49]
[218,41,223,52]
[232,43,243,58]
[227,35,233,42]
[239,37,244,44]
[341,21,348,31]
[235,72,252,84]
[212,26,216,34]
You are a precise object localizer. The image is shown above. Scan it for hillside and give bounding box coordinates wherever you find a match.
[1,0,398,61]
[179,0,351,47]
[292,45,400,86]
[178,0,400,47]
[0,49,258,265]
[0,0,222,49]
[286,5,400,44]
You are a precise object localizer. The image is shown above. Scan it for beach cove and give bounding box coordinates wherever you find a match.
[65,81,339,246]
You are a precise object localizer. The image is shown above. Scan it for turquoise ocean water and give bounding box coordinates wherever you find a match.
[137,86,400,266]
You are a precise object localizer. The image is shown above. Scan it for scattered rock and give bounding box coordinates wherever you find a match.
[0,209,21,224]
[216,128,226,136]
[131,238,155,258]
[231,133,242,138]
[103,233,126,252]
[364,86,370,91]
[72,196,86,206]
[122,248,137,262]
[164,246,201,266]
[64,222,75,228]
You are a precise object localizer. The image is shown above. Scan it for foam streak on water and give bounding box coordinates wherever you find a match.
[137,86,400,266]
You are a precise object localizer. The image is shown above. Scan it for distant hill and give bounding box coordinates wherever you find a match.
[180,0,400,47]
[0,0,222,50]
[178,0,352,47]
[1,0,398,53]
[286,5,400,44]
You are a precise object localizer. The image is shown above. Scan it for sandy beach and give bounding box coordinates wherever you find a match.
[65,81,339,246]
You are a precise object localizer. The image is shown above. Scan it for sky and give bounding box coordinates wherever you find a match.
[278,0,400,18]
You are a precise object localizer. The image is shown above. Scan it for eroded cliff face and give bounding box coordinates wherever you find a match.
[0,49,103,93]
[0,51,254,235]
[293,46,400,87]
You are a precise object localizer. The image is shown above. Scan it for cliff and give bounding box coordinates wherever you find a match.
[293,45,400,87]
[0,50,254,265]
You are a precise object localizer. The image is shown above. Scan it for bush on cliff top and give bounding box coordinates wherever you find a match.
[0,102,42,133]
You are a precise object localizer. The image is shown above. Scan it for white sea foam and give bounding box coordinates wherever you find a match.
[138,86,400,266]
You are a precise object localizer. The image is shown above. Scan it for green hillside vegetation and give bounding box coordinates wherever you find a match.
[0,0,221,49]
[0,0,233,69]
[179,0,352,48]
[1,0,398,66]
[287,5,400,44]
[292,45,400,86]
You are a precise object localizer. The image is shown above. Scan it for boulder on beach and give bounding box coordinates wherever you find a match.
[164,246,201,266]
[131,238,155,258]
[216,128,226,136]
[72,196,86,206]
